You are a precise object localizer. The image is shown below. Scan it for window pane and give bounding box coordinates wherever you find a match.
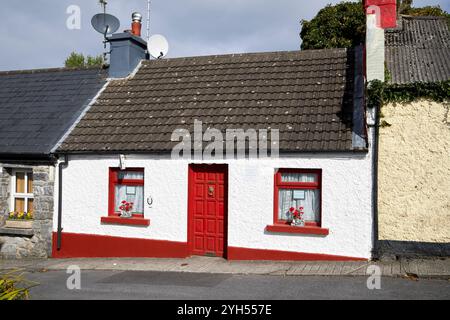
[27,172,33,194]
[281,172,318,183]
[278,189,320,222]
[16,172,25,193]
[118,171,144,180]
[115,185,144,213]
[15,198,25,212]
[27,199,34,213]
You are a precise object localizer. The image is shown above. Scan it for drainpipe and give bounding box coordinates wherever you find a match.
[57,154,68,250]
[371,104,380,259]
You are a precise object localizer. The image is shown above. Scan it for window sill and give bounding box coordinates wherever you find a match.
[101,216,150,227]
[0,227,34,237]
[265,224,329,236]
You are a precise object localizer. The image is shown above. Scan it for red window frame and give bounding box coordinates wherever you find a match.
[273,168,322,227]
[108,168,145,217]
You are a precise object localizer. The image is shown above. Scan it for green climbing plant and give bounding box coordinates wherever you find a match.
[367,80,450,109]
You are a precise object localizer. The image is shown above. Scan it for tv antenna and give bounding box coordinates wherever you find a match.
[146,0,151,42]
[147,34,169,59]
[91,0,120,61]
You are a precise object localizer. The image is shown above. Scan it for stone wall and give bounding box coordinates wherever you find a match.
[0,165,55,259]
[378,100,450,257]
[0,167,11,226]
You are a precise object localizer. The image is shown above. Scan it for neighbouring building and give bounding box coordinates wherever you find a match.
[0,68,107,258]
[376,15,450,258]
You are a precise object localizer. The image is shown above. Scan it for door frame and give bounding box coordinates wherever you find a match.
[187,164,228,258]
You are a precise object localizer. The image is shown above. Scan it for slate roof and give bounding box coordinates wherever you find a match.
[0,67,107,156]
[59,48,363,153]
[385,16,450,84]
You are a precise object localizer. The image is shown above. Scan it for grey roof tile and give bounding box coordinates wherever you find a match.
[0,67,107,155]
[386,16,450,84]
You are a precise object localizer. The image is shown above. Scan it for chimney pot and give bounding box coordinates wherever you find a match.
[131,12,142,37]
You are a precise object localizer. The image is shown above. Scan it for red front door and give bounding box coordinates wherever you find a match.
[188,164,227,257]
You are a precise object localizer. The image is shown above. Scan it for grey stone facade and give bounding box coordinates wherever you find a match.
[0,165,55,259]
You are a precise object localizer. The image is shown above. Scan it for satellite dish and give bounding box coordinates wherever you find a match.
[147,34,169,59]
[91,13,120,35]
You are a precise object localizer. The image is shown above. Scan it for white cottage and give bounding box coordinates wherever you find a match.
[51,28,377,260]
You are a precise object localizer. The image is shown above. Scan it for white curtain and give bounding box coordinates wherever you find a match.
[118,171,144,180]
[115,185,144,213]
[278,172,320,222]
[281,172,317,183]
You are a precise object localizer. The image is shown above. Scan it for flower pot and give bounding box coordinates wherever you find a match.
[120,211,132,218]
[5,220,33,229]
[291,218,305,227]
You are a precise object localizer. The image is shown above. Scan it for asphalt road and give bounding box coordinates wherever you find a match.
[24,270,450,300]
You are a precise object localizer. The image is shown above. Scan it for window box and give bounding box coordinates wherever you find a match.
[265,224,329,236]
[4,219,33,229]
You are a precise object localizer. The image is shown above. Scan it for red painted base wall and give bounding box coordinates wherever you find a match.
[227,246,367,261]
[52,232,367,261]
[52,232,189,258]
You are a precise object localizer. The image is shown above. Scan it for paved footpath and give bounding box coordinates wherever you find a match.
[1,256,450,278]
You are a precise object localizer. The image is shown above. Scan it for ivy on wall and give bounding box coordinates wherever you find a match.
[367,80,450,109]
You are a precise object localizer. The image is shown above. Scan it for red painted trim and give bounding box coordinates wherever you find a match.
[52,232,188,258]
[364,0,397,29]
[273,168,322,226]
[108,168,145,216]
[101,216,150,226]
[265,224,329,236]
[227,246,367,261]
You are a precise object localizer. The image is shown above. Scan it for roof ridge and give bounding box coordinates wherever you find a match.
[399,15,449,20]
[142,48,349,64]
[0,65,106,76]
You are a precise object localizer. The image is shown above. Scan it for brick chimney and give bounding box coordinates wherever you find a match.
[107,12,147,78]
[364,0,397,82]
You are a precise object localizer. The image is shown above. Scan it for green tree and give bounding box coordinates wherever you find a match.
[300,0,449,50]
[64,52,103,68]
[300,1,365,50]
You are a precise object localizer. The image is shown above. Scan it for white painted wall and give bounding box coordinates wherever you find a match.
[366,13,385,82]
[54,151,373,259]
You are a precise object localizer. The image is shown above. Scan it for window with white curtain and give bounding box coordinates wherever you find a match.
[109,168,144,216]
[275,169,321,226]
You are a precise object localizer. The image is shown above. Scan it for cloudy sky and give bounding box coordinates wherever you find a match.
[0,0,448,71]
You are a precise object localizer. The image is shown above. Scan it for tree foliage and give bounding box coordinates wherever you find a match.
[300,1,365,50]
[397,0,448,17]
[300,0,450,50]
[64,52,103,68]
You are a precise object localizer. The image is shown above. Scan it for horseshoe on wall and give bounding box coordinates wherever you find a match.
[147,196,153,207]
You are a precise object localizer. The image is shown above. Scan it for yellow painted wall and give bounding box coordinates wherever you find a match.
[378,100,450,242]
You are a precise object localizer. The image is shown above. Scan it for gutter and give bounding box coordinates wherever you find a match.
[57,154,68,251]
